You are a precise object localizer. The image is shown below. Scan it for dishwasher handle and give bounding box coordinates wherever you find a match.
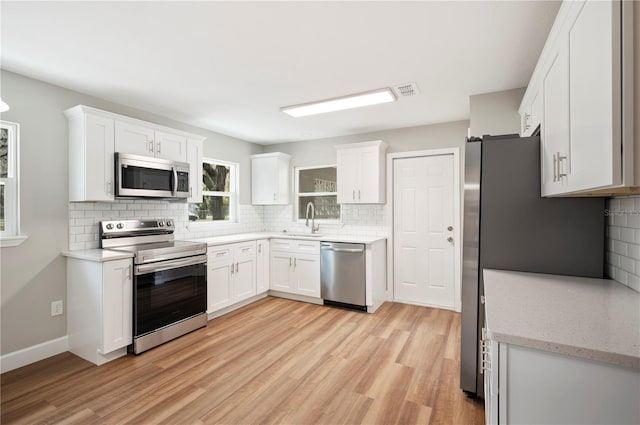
[320,243,364,253]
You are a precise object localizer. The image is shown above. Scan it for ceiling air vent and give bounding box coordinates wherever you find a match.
[394,82,420,97]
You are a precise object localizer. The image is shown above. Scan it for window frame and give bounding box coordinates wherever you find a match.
[294,164,341,224]
[0,120,27,247]
[188,157,239,226]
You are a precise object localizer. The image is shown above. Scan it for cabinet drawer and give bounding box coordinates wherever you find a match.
[235,242,255,255]
[208,245,232,258]
[292,240,320,254]
[270,238,293,252]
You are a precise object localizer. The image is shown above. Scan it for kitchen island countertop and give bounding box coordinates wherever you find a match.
[483,269,640,370]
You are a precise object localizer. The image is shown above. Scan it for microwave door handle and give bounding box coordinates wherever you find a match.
[172,166,178,195]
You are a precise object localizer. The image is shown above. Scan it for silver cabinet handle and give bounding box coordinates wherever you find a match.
[294,257,297,268]
[553,153,558,182]
[230,263,234,275]
[235,262,239,273]
[258,244,262,254]
[557,152,567,179]
[358,189,361,200]
[148,139,154,153]
[106,181,113,195]
[289,257,292,267]
[524,113,531,131]
[273,193,277,201]
[156,141,161,154]
[352,189,355,200]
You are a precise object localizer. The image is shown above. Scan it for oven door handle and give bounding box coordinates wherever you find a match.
[135,254,207,275]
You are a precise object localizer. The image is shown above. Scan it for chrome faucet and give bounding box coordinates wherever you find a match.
[305,202,320,233]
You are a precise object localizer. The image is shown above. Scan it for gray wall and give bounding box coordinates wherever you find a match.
[263,120,470,168]
[0,70,262,355]
[469,87,525,137]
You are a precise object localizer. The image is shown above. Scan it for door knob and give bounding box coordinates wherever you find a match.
[447,237,454,242]
[447,226,453,231]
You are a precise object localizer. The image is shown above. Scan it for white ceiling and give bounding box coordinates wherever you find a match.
[1,1,560,145]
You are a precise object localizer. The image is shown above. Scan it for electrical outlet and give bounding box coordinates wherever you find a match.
[51,300,63,317]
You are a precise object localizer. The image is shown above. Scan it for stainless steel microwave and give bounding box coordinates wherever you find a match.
[115,153,190,199]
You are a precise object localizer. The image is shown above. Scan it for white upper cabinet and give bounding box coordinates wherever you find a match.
[115,121,187,162]
[251,152,291,205]
[187,138,203,203]
[65,106,115,202]
[336,140,387,204]
[520,0,636,196]
[65,105,205,202]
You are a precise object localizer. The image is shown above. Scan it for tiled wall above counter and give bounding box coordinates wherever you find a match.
[606,196,640,293]
[68,201,389,251]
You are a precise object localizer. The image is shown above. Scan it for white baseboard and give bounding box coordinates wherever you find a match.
[1,336,69,374]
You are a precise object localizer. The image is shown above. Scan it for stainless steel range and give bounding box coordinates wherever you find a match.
[100,219,207,354]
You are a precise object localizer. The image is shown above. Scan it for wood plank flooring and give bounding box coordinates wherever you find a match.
[1,297,484,424]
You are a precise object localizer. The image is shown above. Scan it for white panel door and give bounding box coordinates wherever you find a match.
[208,257,233,312]
[101,259,132,354]
[114,121,154,157]
[293,254,320,298]
[154,130,187,162]
[393,154,455,309]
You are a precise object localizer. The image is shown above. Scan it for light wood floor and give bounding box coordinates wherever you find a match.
[1,297,484,424]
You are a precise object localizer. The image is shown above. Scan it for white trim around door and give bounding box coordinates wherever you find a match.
[386,148,461,312]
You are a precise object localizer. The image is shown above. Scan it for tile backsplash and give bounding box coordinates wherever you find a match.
[68,201,389,251]
[606,196,640,292]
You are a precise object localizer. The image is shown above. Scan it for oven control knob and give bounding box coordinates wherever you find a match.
[116,223,124,229]
[166,220,173,227]
[106,223,114,230]
[158,221,165,227]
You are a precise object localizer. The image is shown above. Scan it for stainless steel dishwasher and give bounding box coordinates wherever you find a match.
[320,242,366,311]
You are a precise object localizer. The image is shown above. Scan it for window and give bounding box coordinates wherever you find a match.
[0,120,26,246]
[295,166,340,221]
[188,158,238,223]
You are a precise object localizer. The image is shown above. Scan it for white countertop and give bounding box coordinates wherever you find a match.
[483,269,640,370]
[187,232,386,246]
[62,249,134,262]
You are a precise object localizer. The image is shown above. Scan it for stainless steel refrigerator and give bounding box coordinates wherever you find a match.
[460,134,604,398]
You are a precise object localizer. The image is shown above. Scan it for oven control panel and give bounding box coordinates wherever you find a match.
[100,219,175,237]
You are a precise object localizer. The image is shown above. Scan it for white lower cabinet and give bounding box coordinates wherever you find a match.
[256,239,270,294]
[207,241,257,313]
[67,257,133,365]
[484,339,640,424]
[269,239,320,298]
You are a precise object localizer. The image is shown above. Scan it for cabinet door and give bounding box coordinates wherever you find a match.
[155,130,187,162]
[84,113,115,201]
[256,239,270,294]
[208,249,234,312]
[252,156,278,204]
[101,259,132,354]
[568,0,620,191]
[114,121,155,157]
[270,252,293,292]
[187,138,203,203]
[336,149,359,203]
[233,242,257,302]
[293,254,320,297]
[358,147,381,203]
[541,42,570,196]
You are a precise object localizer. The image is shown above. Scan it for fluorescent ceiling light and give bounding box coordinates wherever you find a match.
[281,88,396,117]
